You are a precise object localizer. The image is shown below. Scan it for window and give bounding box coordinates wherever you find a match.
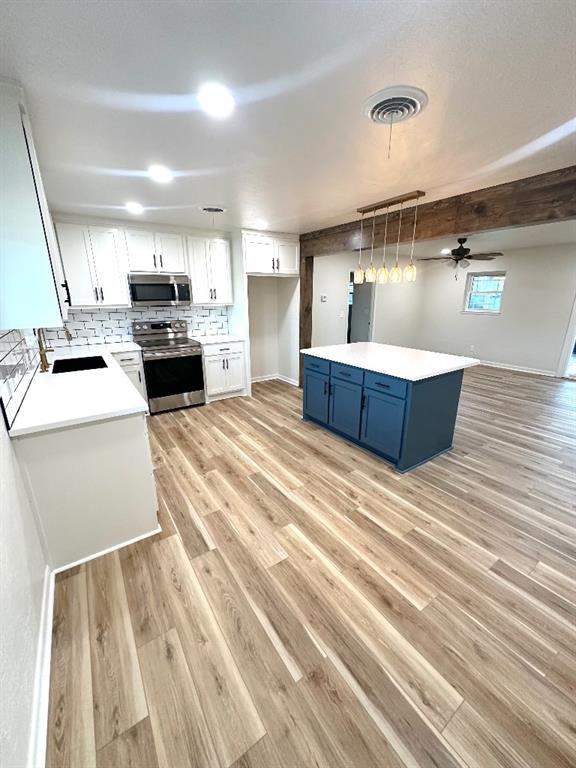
[463,272,506,313]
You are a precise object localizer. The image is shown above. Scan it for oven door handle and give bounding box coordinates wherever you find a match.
[143,350,203,361]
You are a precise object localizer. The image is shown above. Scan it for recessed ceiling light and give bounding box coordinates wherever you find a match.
[148,164,174,183]
[125,201,144,215]
[440,248,451,255]
[197,83,235,119]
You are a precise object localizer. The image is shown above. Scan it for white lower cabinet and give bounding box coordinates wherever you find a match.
[203,341,246,399]
[111,350,147,401]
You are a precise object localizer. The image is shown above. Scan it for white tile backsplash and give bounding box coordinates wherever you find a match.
[0,329,39,427]
[44,306,229,348]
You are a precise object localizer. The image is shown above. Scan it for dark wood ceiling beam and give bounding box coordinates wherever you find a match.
[300,165,576,259]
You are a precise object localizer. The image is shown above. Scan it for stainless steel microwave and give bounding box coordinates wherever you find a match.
[129,273,191,307]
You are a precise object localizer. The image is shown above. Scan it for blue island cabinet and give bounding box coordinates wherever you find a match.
[302,354,464,472]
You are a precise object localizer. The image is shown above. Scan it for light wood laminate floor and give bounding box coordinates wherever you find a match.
[47,367,576,768]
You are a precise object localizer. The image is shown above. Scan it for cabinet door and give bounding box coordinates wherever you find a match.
[125,229,156,271]
[208,239,233,304]
[56,223,98,306]
[328,379,362,439]
[360,390,405,459]
[205,355,228,396]
[155,232,185,273]
[188,237,212,304]
[225,354,245,392]
[124,366,147,400]
[303,370,329,423]
[89,227,129,306]
[244,233,275,274]
[276,239,299,275]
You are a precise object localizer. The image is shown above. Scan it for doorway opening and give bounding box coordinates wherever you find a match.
[347,272,374,343]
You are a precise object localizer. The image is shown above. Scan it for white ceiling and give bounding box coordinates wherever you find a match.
[1,0,575,234]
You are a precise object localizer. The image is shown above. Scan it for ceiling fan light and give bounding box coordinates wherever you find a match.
[404,263,417,282]
[354,267,365,284]
[377,265,389,284]
[365,264,377,283]
[389,264,403,284]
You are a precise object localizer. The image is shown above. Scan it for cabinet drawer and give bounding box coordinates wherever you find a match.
[202,341,244,357]
[303,356,330,375]
[331,362,364,385]
[364,371,407,399]
[111,351,141,367]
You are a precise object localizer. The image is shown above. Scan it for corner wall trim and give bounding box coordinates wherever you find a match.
[251,374,299,387]
[27,566,55,768]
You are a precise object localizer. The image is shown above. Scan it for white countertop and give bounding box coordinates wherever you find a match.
[10,345,148,438]
[192,335,244,345]
[301,342,479,381]
[50,340,142,356]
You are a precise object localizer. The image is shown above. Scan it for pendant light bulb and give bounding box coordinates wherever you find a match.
[365,265,377,283]
[389,264,403,284]
[377,265,389,284]
[404,263,417,282]
[354,267,365,284]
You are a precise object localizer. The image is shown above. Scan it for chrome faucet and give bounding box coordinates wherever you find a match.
[36,325,73,373]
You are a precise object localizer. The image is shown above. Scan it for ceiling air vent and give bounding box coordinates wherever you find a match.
[201,206,226,214]
[363,85,428,125]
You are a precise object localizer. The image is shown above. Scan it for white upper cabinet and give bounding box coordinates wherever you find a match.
[243,232,276,274]
[275,239,299,275]
[0,82,65,329]
[243,230,299,276]
[125,229,185,273]
[187,237,233,305]
[56,223,129,307]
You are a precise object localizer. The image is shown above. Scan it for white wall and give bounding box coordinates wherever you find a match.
[248,276,300,385]
[0,416,48,768]
[312,242,576,375]
[413,243,576,374]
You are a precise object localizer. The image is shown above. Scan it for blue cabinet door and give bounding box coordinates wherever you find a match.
[304,370,329,423]
[329,379,363,439]
[360,390,405,459]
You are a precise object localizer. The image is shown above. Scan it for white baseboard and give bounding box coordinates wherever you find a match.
[252,374,299,387]
[27,566,55,768]
[52,524,162,574]
[480,360,556,377]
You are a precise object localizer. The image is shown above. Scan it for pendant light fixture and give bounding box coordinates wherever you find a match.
[389,202,404,284]
[365,210,377,283]
[404,197,419,282]
[354,213,366,284]
[377,206,390,284]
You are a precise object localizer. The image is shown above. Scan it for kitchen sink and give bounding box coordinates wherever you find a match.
[51,356,108,373]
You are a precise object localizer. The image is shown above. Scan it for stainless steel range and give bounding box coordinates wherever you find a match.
[133,320,204,414]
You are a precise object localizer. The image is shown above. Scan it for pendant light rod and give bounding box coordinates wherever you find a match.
[408,198,419,265]
[357,190,425,215]
[394,203,403,266]
[370,209,376,263]
[357,212,365,266]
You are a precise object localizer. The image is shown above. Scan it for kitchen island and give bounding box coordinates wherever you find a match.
[10,346,158,569]
[301,342,479,472]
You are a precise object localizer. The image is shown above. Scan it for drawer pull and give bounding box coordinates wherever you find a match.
[310,362,320,368]
[375,381,390,388]
[119,357,134,362]
[338,371,351,377]
[219,347,230,351]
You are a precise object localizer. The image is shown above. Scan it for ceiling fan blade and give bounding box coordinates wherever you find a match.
[460,260,470,268]
[469,252,502,259]
[417,257,452,261]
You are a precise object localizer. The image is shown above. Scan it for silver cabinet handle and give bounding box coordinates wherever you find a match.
[160,254,163,269]
[138,370,142,382]
[271,256,275,271]
[94,286,99,302]
[276,257,279,271]
[214,288,217,300]
[100,286,104,302]
[222,359,225,370]
[153,254,157,268]
[219,347,230,352]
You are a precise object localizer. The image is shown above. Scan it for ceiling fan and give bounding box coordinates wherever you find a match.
[418,237,503,271]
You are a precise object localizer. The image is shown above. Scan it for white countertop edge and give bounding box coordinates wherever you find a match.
[300,342,480,382]
[192,335,244,345]
[10,404,147,438]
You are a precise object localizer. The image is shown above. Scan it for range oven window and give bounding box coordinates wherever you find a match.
[144,355,204,399]
[130,282,177,304]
